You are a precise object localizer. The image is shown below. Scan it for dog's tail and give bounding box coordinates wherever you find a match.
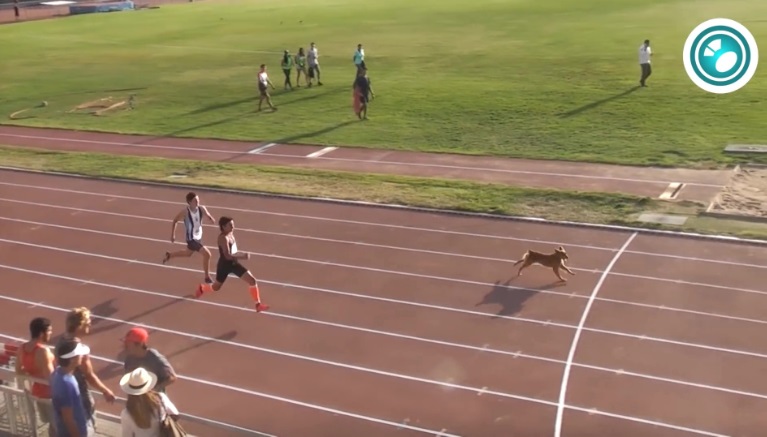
[513,251,529,266]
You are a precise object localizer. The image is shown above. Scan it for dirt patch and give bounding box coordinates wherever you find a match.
[706,165,767,220]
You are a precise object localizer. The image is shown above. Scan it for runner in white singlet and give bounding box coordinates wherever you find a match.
[163,192,216,283]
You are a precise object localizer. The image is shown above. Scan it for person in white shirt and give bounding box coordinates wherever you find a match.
[257,64,276,111]
[353,43,365,73]
[119,367,180,437]
[307,42,323,87]
[638,39,652,87]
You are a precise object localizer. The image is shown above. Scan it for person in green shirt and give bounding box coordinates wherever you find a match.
[281,50,294,90]
[294,47,308,87]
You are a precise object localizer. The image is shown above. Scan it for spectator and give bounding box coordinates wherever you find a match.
[56,307,115,429]
[281,49,294,90]
[295,47,308,87]
[122,327,176,393]
[307,42,322,87]
[119,367,180,437]
[51,339,92,437]
[16,317,57,437]
[353,43,365,72]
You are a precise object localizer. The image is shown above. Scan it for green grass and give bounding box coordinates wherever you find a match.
[2,145,765,239]
[0,0,765,168]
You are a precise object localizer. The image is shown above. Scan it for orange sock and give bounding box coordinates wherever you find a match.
[249,285,261,302]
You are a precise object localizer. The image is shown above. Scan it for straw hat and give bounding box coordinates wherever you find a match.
[119,367,158,396]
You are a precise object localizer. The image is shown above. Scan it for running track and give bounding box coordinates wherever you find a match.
[0,168,766,437]
[0,125,732,202]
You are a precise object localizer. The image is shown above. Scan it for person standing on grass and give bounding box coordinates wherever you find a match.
[352,67,374,120]
[257,64,277,112]
[163,191,216,284]
[353,43,366,73]
[16,317,57,437]
[56,307,115,431]
[307,42,322,87]
[50,339,93,437]
[281,50,294,90]
[122,327,177,394]
[639,39,652,87]
[295,47,308,87]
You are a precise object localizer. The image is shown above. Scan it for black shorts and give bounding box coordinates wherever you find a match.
[216,258,248,284]
[187,239,203,252]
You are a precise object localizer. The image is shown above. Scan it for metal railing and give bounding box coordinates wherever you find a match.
[0,338,275,437]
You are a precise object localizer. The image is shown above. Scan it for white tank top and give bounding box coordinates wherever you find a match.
[183,207,203,241]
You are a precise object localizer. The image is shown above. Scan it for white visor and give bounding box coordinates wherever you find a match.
[60,343,90,359]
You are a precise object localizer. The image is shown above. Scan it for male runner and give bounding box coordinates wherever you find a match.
[163,192,216,283]
[196,216,269,312]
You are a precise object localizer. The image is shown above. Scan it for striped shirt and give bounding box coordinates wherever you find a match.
[183,206,203,241]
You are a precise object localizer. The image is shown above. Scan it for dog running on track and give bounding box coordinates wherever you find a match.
[513,246,576,282]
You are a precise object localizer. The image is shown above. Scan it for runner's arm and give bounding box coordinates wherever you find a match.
[170,210,185,241]
[201,205,215,223]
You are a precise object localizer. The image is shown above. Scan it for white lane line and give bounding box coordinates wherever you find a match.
[1,180,763,269]
[1,237,766,362]
[307,147,338,158]
[0,297,732,437]
[4,195,764,272]
[247,143,278,154]
[0,133,724,187]
[2,262,766,403]
[554,232,637,437]
[0,332,458,436]
[1,214,765,311]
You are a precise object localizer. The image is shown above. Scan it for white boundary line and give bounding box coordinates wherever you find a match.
[2,215,767,323]
[1,177,766,265]
[0,332,459,436]
[3,262,766,404]
[0,297,732,437]
[554,232,637,437]
[1,195,765,270]
[1,167,763,247]
[1,236,767,361]
[0,134,726,187]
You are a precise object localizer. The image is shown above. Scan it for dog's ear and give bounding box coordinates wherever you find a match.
[557,246,565,251]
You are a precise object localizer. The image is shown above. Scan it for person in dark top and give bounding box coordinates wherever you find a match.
[352,67,375,120]
[195,216,270,312]
[56,308,115,429]
[122,327,176,393]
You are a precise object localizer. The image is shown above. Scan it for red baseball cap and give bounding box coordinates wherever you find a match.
[124,327,149,344]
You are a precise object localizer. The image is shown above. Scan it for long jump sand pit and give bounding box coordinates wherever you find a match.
[706,164,767,221]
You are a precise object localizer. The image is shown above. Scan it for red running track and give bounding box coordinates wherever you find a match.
[0,168,766,437]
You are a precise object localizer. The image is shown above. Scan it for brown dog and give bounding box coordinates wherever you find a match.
[513,246,575,282]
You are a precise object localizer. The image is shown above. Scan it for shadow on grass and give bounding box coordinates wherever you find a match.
[558,86,640,118]
[183,86,347,116]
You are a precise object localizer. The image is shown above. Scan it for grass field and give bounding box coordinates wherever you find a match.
[0,0,765,168]
[2,145,766,239]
